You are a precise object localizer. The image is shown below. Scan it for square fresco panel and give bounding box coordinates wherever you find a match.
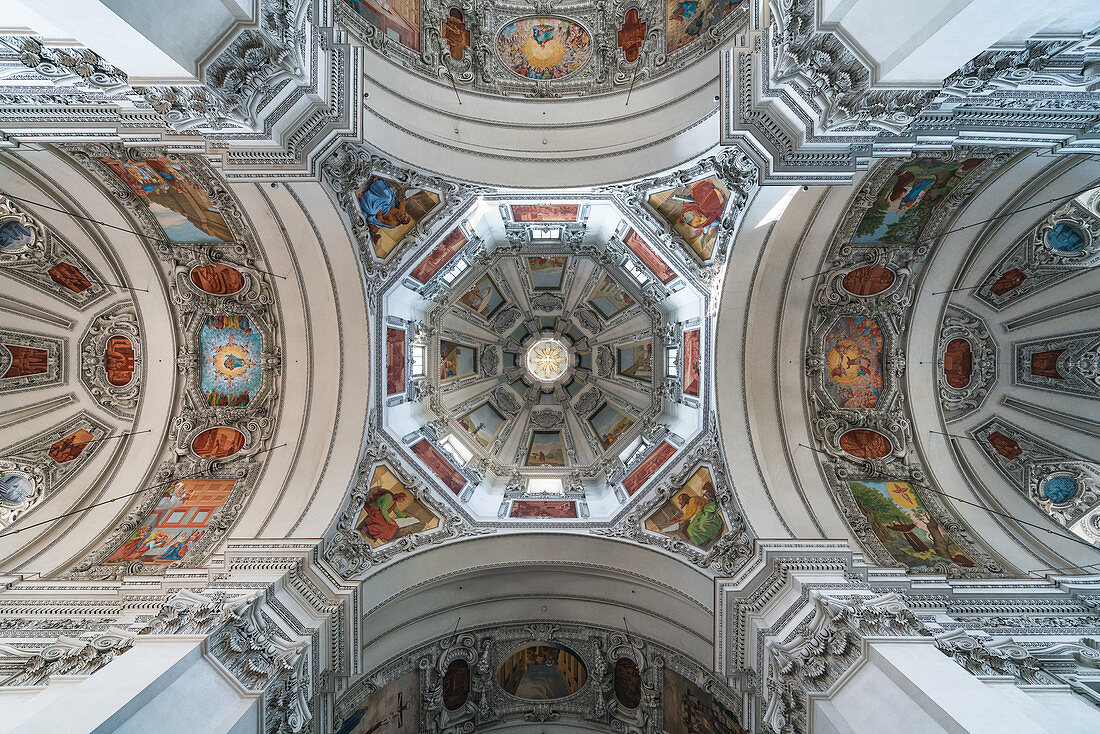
[357,176,440,258]
[618,341,653,380]
[100,157,232,243]
[848,480,976,570]
[666,0,742,54]
[622,441,676,494]
[649,175,729,260]
[440,340,477,381]
[336,669,420,734]
[458,402,506,448]
[103,479,235,566]
[588,403,636,451]
[458,276,505,319]
[527,256,568,290]
[526,431,567,467]
[852,158,984,245]
[587,273,635,319]
[345,0,420,52]
[354,465,438,548]
[645,466,726,549]
[411,439,466,493]
[824,316,883,409]
[624,228,676,284]
[682,329,701,396]
[386,327,406,395]
[662,668,745,734]
[201,314,262,407]
[509,500,578,519]
[511,204,579,222]
[410,227,467,283]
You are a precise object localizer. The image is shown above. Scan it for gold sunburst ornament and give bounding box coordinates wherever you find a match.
[526,338,568,382]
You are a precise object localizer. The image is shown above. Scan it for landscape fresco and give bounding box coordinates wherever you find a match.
[588,403,635,450]
[666,0,742,54]
[509,500,579,519]
[345,0,420,52]
[497,18,591,81]
[201,314,262,407]
[386,327,406,395]
[511,204,579,222]
[358,176,439,258]
[458,276,505,319]
[100,157,232,243]
[618,340,653,380]
[622,441,676,494]
[646,466,726,549]
[410,227,466,283]
[852,158,983,245]
[624,228,676,283]
[498,644,586,698]
[411,439,467,493]
[848,480,975,570]
[103,479,235,566]
[527,256,568,290]
[824,316,883,409]
[336,670,420,734]
[458,402,506,448]
[588,273,635,319]
[662,668,745,734]
[440,340,477,381]
[354,465,438,548]
[649,175,729,260]
[526,431,567,467]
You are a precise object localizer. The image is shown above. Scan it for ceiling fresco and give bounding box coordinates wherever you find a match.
[338,0,749,97]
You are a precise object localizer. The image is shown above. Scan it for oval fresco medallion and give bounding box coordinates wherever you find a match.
[443,659,471,711]
[104,335,136,387]
[842,266,895,296]
[191,426,246,459]
[0,218,34,251]
[498,643,587,700]
[839,429,892,460]
[497,17,592,80]
[943,338,972,389]
[1045,221,1086,253]
[0,472,33,505]
[190,263,245,295]
[613,658,641,709]
[1042,474,1077,504]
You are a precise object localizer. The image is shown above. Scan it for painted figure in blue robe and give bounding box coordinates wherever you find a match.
[1046,222,1085,253]
[533,24,555,44]
[0,220,32,250]
[358,178,411,230]
[673,0,698,20]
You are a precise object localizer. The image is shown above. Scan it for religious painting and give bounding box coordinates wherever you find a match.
[666,0,741,53]
[622,441,676,494]
[497,18,592,81]
[498,644,587,699]
[191,427,246,459]
[852,158,983,245]
[1046,222,1086,253]
[624,228,676,284]
[943,338,972,389]
[458,402,506,448]
[48,429,95,464]
[838,429,892,460]
[100,157,232,243]
[200,314,261,407]
[848,480,975,570]
[510,204,580,222]
[662,668,745,734]
[588,403,635,451]
[509,500,579,519]
[443,659,470,711]
[617,9,647,63]
[0,219,32,251]
[1030,349,1065,379]
[1,345,47,379]
[614,658,641,709]
[357,177,440,259]
[0,473,33,505]
[1042,474,1078,504]
[986,431,1022,460]
[587,273,635,319]
[48,262,91,293]
[842,266,895,296]
[440,340,477,381]
[618,340,653,380]
[458,275,505,319]
[411,439,467,493]
[354,465,438,548]
[646,466,726,549]
[190,263,244,295]
[989,267,1026,296]
[824,316,883,409]
[649,175,728,260]
[345,0,420,52]
[682,328,701,396]
[104,335,135,386]
[335,670,420,734]
[442,8,470,61]
[410,227,466,283]
[526,431,567,467]
[103,479,235,566]
[527,256,568,290]
[386,327,406,395]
